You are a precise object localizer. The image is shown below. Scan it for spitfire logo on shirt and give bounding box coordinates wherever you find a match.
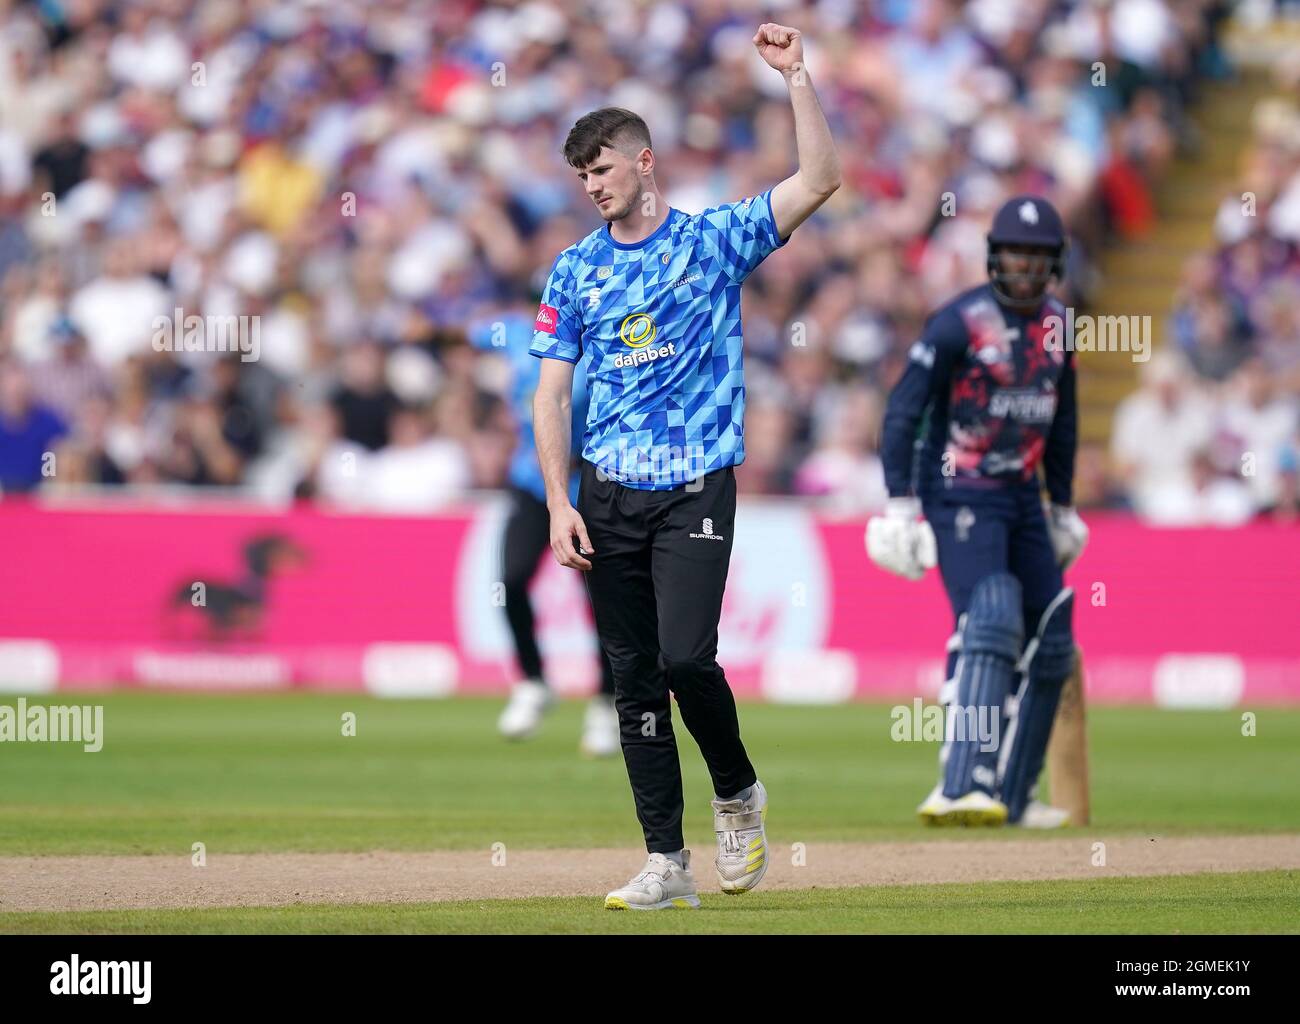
[989,387,1057,423]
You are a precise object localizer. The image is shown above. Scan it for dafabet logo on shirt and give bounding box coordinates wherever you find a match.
[619,313,658,349]
[614,312,677,369]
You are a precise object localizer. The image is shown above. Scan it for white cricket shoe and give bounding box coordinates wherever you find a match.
[579,695,620,758]
[917,783,956,826]
[712,780,769,894]
[947,790,1009,827]
[497,679,552,740]
[604,851,701,910]
[1014,800,1071,829]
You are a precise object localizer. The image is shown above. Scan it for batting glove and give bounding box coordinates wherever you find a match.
[1046,504,1089,569]
[866,497,938,581]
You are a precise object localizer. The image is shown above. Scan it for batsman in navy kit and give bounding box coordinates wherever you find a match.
[868,195,1090,828]
[532,23,841,909]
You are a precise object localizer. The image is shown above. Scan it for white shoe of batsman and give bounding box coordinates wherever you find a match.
[866,497,938,581]
[712,780,769,894]
[605,852,701,910]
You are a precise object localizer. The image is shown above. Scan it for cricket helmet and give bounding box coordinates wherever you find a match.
[986,194,1067,309]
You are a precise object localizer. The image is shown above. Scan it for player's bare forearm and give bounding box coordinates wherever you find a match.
[753,24,841,240]
[533,359,575,511]
[783,66,841,199]
[533,358,594,570]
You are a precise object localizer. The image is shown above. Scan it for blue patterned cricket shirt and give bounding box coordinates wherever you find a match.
[529,190,787,490]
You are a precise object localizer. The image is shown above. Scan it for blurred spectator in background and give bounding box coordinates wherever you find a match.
[1171,250,1253,381]
[31,107,89,201]
[330,340,399,452]
[47,394,125,488]
[1273,437,1300,522]
[27,317,111,421]
[1252,278,1300,393]
[1216,359,1298,511]
[0,358,66,491]
[794,385,888,515]
[1142,448,1257,526]
[360,402,471,512]
[67,238,170,367]
[1151,42,1300,523]
[1111,352,1215,517]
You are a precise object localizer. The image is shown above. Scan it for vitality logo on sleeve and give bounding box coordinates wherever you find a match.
[535,303,558,334]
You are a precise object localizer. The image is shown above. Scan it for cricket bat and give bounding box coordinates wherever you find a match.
[1047,645,1090,825]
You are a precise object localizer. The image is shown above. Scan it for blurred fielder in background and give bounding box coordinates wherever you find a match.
[869,194,1090,829]
[469,307,619,757]
[532,23,841,910]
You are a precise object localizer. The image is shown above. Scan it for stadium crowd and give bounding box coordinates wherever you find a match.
[0,0,1294,524]
[1109,43,1300,526]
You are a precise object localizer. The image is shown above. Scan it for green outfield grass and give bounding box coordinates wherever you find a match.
[1,693,1298,856]
[1,871,1295,935]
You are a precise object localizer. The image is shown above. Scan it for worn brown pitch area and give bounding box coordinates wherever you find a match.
[2,835,1298,912]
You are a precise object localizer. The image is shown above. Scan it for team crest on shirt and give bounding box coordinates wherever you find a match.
[596,265,612,280]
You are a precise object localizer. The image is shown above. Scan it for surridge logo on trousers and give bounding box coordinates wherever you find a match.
[690,517,725,542]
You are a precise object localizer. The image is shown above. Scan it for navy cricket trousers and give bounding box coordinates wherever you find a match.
[922,482,1064,653]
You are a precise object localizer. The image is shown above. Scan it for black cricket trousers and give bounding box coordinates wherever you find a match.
[577,459,756,853]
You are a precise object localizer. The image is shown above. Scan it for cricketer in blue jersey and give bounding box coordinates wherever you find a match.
[468,310,618,756]
[470,310,586,505]
[868,195,1091,829]
[531,23,842,911]
[529,189,786,488]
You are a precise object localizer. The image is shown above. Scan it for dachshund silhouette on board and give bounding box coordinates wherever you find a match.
[167,533,309,642]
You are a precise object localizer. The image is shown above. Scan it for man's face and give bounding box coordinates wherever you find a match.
[995,245,1055,302]
[577,145,645,222]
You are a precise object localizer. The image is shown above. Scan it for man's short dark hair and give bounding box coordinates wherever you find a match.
[563,108,652,169]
